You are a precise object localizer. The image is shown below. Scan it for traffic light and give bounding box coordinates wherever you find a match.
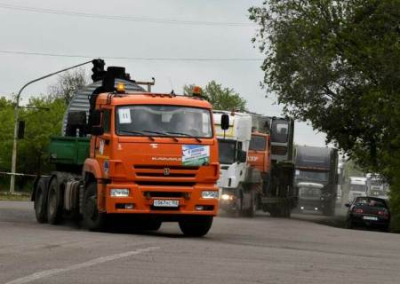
[17,121,25,139]
[91,59,106,82]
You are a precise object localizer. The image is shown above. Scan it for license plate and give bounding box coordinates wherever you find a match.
[153,199,179,208]
[363,216,378,221]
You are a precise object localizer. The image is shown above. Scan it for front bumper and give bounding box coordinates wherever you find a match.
[104,183,218,216]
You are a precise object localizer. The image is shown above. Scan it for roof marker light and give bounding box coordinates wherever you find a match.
[116,82,125,93]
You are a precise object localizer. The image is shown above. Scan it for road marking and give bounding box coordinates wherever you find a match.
[5,246,160,284]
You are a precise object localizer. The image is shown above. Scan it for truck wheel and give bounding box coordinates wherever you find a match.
[283,205,291,218]
[179,216,213,237]
[269,207,280,217]
[243,192,257,218]
[47,177,63,225]
[34,178,49,223]
[82,182,106,231]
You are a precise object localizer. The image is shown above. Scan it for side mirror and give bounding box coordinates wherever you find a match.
[345,203,351,208]
[238,150,247,163]
[91,126,104,136]
[90,109,102,126]
[221,114,230,130]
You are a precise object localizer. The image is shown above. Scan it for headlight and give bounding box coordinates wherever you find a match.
[202,191,219,199]
[110,189,130,197]
[221,194,233,201]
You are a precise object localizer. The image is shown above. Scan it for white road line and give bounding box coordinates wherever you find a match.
[5,246,160,284]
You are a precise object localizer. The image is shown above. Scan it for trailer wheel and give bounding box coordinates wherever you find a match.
[82,182,106,231]
[179,216,213,237]
[34,178,49,223]
[47,177,63,225]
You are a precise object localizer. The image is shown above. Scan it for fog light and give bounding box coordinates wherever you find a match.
[300,206,304,210]
[314,207,318,211]
[116,203,135,209]
[111,189,130,197]
[125,204,134,209]
[202,191,219,199]
[195,205,204,211]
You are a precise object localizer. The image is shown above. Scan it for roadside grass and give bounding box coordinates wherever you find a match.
[0,191,30,201]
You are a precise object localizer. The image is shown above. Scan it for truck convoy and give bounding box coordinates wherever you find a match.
[213,110,297,217]
[294,146,338,216]
[32,60,221,237]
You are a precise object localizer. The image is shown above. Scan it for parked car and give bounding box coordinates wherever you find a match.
[345,197,390,232]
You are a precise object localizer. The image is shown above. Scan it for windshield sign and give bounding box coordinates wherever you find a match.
[116,105,212,138]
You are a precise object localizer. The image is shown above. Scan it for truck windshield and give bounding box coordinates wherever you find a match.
[116,105,212,138]
[250,135,266,151]
[271,121,289,143]
[299,187,321,198]
[296,170,328,182]
[218,140,236,164]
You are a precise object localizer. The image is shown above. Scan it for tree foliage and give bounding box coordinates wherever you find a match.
[183,81,247,111]
[0,96,66,191]
[48,68,88,105]
[249,0,400,230]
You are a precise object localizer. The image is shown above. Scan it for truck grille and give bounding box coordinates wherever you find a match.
[134,165,199,186]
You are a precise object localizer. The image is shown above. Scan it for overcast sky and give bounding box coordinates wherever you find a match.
[0,0,327,147]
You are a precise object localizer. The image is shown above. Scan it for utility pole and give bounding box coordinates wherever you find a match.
[9,60,93,193]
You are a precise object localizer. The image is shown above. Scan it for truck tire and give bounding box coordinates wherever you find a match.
[34,178,49,223]
[47,176,64,225]
[179,216,213,237]
[82,182,106,231]
[269,207,280,217]
[283,205,291,218]
[243,191,257,217]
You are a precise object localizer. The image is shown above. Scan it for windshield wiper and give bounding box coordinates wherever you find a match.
[166,132,202,143]
[119,130,155,141]
[141,130,179,142]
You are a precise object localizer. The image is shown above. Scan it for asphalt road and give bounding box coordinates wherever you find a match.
[1,201,400,284]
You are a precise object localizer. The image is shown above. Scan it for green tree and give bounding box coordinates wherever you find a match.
[48,68,88,105]
[0,95,66,191]
[0,98,14,178]
[249,1,400,230]
[183,81,247,111]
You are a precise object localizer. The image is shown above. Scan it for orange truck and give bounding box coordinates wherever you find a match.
[32,60,221,237]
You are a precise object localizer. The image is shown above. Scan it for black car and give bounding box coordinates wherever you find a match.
[345,197,390,231]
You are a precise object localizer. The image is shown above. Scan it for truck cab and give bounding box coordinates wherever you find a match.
[212,111,252,212]
[295,146,338,216]
[348,176,367,202]
[248,132,271,175]
[33,65,220,237]
[366,174,388,200]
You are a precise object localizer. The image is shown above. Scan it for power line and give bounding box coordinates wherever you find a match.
[0,2,255,27]
[0,50,263,62]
